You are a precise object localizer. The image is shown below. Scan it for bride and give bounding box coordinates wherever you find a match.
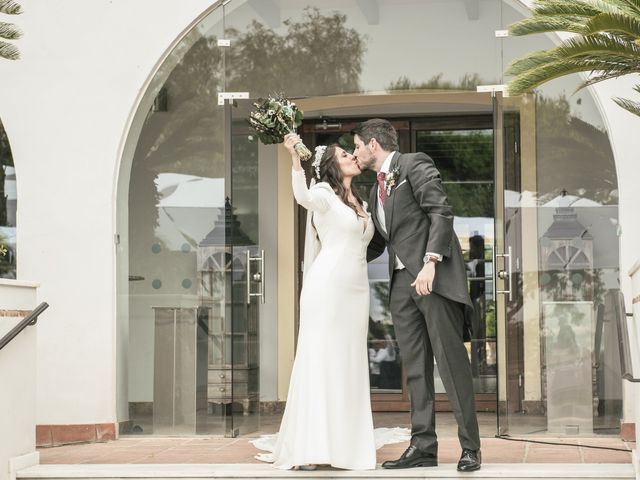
[252,133,407,470]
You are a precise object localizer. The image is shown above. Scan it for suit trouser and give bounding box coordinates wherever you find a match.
[390,268,480,454]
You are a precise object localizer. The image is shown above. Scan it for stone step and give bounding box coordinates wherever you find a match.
[16,463,635,480]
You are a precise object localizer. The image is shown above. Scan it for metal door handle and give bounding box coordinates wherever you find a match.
[496,245,513,301]
[246,249,265,304]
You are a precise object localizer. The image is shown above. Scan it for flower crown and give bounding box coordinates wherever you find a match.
[312,145,326,179]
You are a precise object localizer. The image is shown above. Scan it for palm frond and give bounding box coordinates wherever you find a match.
[586,0,640,16]
[620,0,640,14]
[533,0,640,18]
[532,0,603,18]
[613,96,640,115]
[506,50,558,76]
[584,11,640,36]
[507,56,639,95]
[0,0,22,15]
[0,21,21,40]
[507,60,593,95]
[509,16,590,35]
[556,34,640,60]
[0,39,19,60]
[507,0,640,104]
[507,35,640,78]
[576,67,639,88]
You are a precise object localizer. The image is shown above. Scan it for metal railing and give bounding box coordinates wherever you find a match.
[0,302,49,351]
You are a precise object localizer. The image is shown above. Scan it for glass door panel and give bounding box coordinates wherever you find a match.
[495,88,622,436]
[229,99,261,436]
[495,91,546,435]
[192,98,261,437]
[414,121,497,400]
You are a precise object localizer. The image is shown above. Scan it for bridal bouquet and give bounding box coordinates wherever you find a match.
[248,94,312,161]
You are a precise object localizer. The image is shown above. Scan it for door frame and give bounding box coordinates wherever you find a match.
[292,92,516,414]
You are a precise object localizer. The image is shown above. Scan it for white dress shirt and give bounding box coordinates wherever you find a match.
[377,152,442,270]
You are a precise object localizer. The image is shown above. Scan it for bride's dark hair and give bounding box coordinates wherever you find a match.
[317,144,365,218]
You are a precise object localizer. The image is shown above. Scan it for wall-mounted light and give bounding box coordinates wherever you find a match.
[316,119,342,130]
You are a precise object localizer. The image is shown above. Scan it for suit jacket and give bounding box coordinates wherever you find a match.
[367,151,474,341]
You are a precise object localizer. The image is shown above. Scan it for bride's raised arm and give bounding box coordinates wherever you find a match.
[284,133,331,213]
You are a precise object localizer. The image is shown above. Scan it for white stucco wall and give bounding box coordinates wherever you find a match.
[0,0,214,425]
[591,76,640,431]
[0,281,39,480]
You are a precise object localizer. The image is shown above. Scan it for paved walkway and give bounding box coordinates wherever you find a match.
[38,413,634,465]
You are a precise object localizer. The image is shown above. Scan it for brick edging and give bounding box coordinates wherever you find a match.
[37,423,116,447]
[0,309,31,317]
[620,422,636,442]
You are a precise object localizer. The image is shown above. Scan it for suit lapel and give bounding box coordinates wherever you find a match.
[383,152,401,236]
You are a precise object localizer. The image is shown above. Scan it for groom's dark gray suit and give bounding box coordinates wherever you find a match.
[367,151,480,454]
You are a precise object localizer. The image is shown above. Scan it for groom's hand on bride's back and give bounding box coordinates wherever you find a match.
[411,261,436,295]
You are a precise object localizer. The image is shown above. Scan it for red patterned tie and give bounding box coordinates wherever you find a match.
[377,172,386,206]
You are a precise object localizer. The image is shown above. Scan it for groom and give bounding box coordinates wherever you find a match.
[353,119,481,472]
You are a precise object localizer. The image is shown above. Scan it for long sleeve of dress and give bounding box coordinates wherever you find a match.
[291,168,331,213]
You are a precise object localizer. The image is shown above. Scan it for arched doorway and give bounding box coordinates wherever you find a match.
[116,0,621,437]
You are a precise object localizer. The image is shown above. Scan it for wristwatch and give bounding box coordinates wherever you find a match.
[423,254,439,264]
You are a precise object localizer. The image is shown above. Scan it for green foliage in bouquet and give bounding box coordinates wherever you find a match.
[248,94,312,161]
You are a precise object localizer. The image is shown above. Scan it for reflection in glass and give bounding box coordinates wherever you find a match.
[368,280,402,392]
[543,302,593,435]
[417,128,497,394]
[0,118,16,279]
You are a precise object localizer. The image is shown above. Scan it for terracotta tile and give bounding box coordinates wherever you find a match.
[36,426,53,447]
[580,438,630,447]
[485,455,524,463]
[85,456,145,464]
[526,450,582,463]
[581,449,632,463]
[36,413,634,466]
[620,423,635,442]
[50,425,96,445]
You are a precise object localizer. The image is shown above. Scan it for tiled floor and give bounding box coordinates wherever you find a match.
[38,413,634,465]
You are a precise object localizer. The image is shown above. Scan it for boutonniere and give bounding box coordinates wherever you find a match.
[385,166,401,196]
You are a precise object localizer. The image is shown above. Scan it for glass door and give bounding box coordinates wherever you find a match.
[299,93,500,413]
[195,98,262,437]
[413,114,498,411]
[494,91,546,435]
[495,88,623,436]
[227,98,262,436]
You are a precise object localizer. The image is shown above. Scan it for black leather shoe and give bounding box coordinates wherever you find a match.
[381,445,438,469]
[457,448,481,472]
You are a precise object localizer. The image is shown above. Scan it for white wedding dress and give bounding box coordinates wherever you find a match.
[251,169,409,470]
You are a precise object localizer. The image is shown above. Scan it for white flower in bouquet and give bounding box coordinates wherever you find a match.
[248,94,312,161]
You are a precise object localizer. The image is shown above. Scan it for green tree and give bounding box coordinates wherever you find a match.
[506,0,640,116]
[387,73,494,92]
[227,8,366,97]
[0,0,22,60]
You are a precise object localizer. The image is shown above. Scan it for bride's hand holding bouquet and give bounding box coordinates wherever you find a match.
[284,133,304,170]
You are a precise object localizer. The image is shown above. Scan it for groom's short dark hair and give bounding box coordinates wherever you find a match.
[352,118,399,152]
